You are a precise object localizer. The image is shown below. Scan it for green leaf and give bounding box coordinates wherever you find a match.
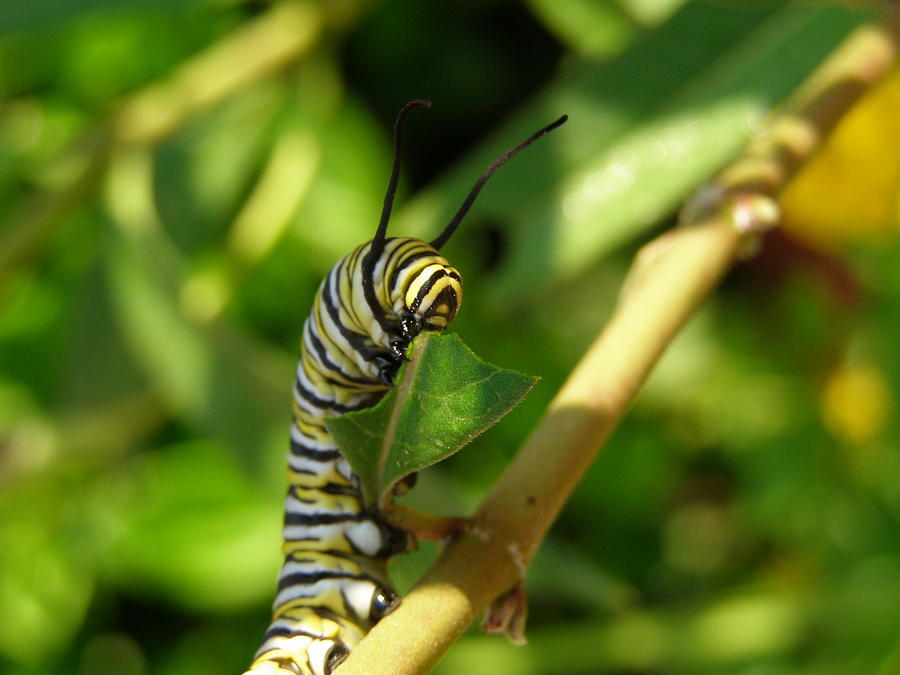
[327,333,537,509]
[109,440,280,612]
[105,211,288,457]
[525,0,637,58]
[0,0,194,36]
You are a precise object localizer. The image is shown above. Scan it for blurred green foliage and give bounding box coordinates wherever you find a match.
[0,1,897,674]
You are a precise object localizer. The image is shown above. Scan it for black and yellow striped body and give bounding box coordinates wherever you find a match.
[245,237,462,675]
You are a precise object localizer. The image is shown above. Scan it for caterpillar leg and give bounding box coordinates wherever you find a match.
[244,641,346,675]
[244,607,361,675]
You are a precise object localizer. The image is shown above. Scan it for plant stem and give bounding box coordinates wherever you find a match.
[112,1,324,146]
[335,13,900,675]
[335,213,741,675]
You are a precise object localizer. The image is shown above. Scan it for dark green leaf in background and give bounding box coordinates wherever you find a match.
[328,333,537,509]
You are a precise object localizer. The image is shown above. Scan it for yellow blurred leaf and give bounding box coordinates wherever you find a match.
[820,363,893,445]
[781,67,900,250]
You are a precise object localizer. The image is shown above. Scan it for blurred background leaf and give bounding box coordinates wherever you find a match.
[0,1,897,674]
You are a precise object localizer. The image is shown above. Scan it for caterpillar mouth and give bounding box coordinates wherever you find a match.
[420,285,460,329]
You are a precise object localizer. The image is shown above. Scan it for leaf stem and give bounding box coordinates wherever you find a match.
[382,504,466,542]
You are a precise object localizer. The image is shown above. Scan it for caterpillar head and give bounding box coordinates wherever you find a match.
[403,252,462,331]
[363,101,566,373]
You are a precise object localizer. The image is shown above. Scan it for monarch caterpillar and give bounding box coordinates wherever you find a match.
[245,101,567,675]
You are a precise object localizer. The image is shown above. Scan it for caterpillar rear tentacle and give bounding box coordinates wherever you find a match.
[244,103,567,675]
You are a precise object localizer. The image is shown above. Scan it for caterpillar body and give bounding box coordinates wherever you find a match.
[245,102,566,675]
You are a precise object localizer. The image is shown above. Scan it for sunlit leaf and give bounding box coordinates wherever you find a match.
[525,0,636,58]
[109,440,279,611]
[291,95,397,263]
[0,489,95,665]
[155,81,286,254]
[105,202,288,456]
[327,333,537,509]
